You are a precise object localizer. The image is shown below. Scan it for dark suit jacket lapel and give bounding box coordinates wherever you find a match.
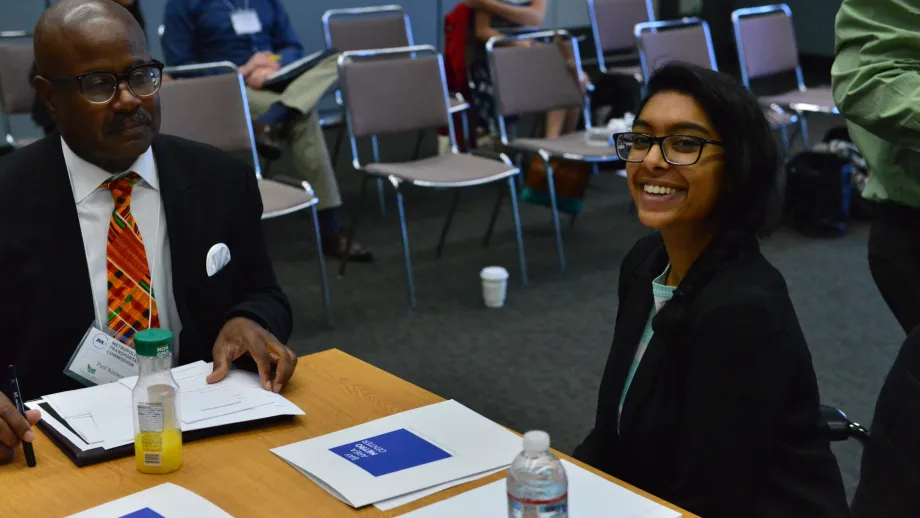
[152,136,199,365]
[617,243,669,436]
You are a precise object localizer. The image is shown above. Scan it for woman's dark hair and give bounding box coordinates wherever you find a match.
[637,62,779,238]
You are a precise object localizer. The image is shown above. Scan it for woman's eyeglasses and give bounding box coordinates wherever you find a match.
[50,61,165,104]
[613,132,724,166]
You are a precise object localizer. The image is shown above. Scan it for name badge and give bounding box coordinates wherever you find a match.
[64,323,139,386]
[231,9,263,35]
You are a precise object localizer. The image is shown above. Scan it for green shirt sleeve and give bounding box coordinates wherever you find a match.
[831,0,920,154]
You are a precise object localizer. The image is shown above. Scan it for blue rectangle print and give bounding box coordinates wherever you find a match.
[120,509,166,518]
[329,428,452,477]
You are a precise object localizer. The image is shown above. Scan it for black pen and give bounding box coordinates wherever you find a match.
[8,365,36,467]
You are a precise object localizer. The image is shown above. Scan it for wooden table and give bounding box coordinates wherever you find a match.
[0,349,697,517]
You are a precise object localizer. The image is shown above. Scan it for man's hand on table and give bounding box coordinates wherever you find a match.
[0,392,40,465]
[207,317,297,393]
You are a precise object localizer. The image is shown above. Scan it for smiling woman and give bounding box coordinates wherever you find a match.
[572,63,850,518]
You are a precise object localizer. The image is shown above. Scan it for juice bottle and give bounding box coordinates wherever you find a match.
[132,328,182,474]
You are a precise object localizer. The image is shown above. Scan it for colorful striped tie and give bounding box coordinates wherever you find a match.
[103,172,159,344]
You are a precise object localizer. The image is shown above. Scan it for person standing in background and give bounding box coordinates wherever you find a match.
[832,0,920,335]
[30,0,146,135]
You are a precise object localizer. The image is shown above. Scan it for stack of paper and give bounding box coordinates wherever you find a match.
[67,483,234,518]
[271,400,522,509]
[28,361,304,453]
[400,459,682,518]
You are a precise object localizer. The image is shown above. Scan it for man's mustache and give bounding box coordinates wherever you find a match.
[104,110,153,134]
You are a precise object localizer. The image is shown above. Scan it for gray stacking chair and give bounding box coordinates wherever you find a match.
[487,30,619,274]
[587,0,654,81]
[732,4,837,147]
[160,62,332,325]
[0,33,37,148]
[635,18,798,154]
[337,46,526,309]
[323,5,472,215]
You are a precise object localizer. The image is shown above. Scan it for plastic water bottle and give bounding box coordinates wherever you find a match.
[507,430,568,518]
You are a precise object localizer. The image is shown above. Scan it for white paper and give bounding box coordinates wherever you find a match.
[66,483,234,518]
[373,466,507,511]
[400,460,682,518]
[271,400,522,508]
[40,362,304,453]
[26,400,94,452]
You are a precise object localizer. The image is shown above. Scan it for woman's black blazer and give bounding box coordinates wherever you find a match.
[573,233,850,518]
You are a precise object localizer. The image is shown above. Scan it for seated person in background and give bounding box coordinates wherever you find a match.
[572,63,850,517]
[464,0,580,139]
[0,0,297,465]
[162,0,372,261]
[30,0,147,135]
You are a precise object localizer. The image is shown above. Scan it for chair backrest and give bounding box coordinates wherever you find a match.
[635,19,717,83]
[732,4,801,88]
[0,43,36,118]
[323,6,413,52]
[339,46,452,145]
[588,0,654,70]
[158,63,260,174]
[487,31,586,123]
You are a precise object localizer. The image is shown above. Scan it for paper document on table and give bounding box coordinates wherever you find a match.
[66,483,234,518]
[271,399,521,508]
[39,362,304,455]
[400,460,682,518]
[373,466,507,511]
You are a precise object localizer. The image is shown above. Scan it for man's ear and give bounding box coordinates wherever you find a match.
[31,75,57,115]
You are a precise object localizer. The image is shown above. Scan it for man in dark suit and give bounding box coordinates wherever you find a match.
[0,0,297,465]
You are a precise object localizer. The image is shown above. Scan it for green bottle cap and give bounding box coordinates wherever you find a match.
[134,328,174,358]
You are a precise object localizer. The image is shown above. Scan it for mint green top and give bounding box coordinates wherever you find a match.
[831,0,920,208]
[618,267,676,426]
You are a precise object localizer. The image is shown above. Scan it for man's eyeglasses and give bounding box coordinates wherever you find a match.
[613,132,724,166]
[49,61,165,104]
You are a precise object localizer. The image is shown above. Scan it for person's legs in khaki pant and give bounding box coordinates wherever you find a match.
[246,58,372,260]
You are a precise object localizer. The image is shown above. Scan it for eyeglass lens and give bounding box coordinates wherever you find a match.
[81,65,162,103]
[616,134,704,166]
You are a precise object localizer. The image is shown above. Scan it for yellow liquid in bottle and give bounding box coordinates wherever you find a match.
[135,427,183,474]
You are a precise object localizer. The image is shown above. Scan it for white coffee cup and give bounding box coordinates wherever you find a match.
[480,266,510,308]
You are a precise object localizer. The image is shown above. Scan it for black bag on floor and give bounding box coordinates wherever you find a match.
[786,151,853,238]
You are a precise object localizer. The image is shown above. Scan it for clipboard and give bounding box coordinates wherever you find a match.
[32,400,294,467]
[262,49,337,93]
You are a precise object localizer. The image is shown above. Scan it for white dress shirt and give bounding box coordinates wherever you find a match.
[62,138,183,352]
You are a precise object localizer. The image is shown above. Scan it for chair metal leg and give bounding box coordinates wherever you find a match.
[507,175,528,287]
[779,125,790,158]
[412,130,425,160]
[544,156,566,274]
[395,190,417,310]
[483,186,505,246]
[310,205,333,326]
[436,191,462,258]
[376,178,387,216]
[460,111,471,152]
[332,125,345,170]
[338,174,371,277]
[798,111,809,148]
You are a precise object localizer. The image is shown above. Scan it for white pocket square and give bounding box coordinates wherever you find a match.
[206,243,232,277]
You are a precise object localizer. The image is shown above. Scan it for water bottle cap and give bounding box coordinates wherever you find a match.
[134,328,174,358]
[523,430,550,454]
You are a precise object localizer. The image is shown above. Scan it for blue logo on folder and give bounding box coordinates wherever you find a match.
[329,428,452,477]
[120,509,165,518]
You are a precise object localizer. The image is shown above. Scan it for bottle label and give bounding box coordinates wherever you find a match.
[137,402,165,433]
[508,493,568,518]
